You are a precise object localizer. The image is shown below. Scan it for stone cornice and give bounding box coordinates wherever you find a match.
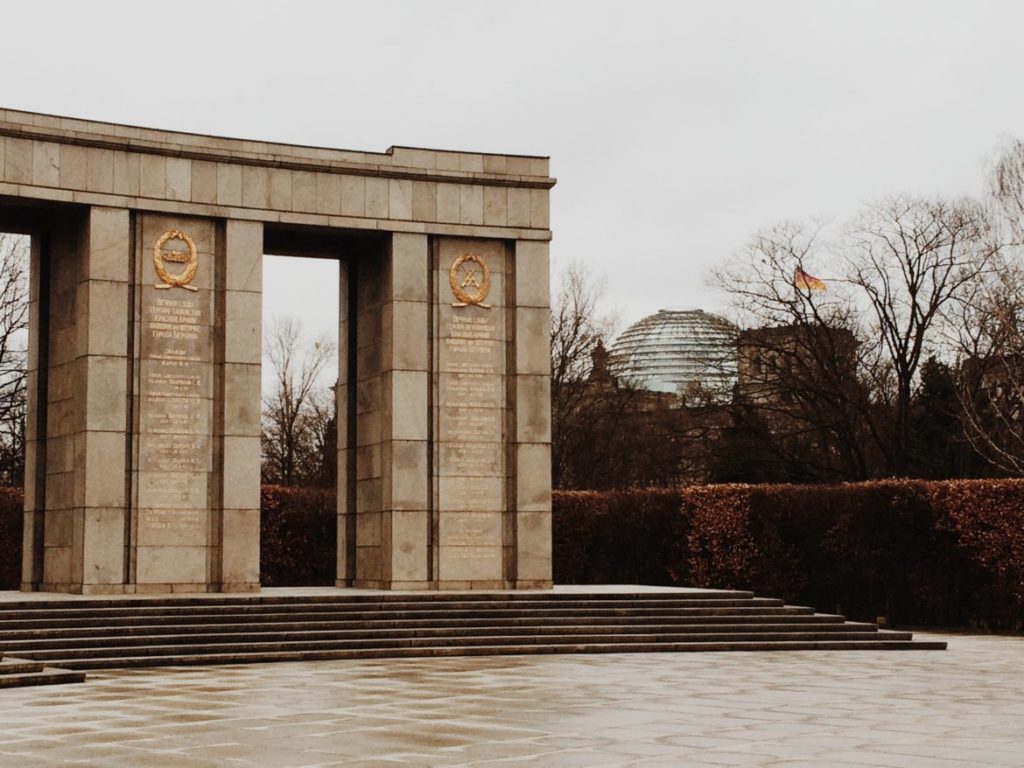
[0,109,556,190]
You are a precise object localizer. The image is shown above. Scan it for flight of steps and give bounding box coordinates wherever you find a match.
[0,654,85,689]
[0,590,945,685]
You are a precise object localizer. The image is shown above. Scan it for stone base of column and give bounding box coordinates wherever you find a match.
[387,581,432,591]
[434,580,507,591]
[79,584,132,596]
[219,582,260,593]
[352,579,389,589]
[515,580,554,590]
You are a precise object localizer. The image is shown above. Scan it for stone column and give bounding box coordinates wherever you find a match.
[352,255,385,587]
[512,239,553,588]
[351,234,432,589]
[218,220,262,592]
[24,207,132,594]
[381,233,430,588]
[21,234,45,590]
[35,222,78,591]
[336,260,354,587]
[434,238,510,589]
[133,214,217,592]
[76,207,132,593]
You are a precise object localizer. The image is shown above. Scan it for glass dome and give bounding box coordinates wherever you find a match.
[609,309,738,399]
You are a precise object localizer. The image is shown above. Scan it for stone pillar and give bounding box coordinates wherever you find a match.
[37,220,81,591]
[352,254,385,587]
[382,234,431,588]
[350,234,432,589]
[218,220,262,591]
[512,240,553,588]
[336,260,355,587]
[24,207,132,594]
[21,234,45,590]
[77,207,132,593]
[132,214,218,592]
[434,238,510,589]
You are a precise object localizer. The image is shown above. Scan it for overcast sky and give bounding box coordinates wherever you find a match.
[3,0,1024,344]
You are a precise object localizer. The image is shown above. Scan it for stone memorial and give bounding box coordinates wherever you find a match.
[0,108,553,593]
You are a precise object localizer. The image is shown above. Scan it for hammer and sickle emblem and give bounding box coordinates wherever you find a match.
[449,253,491,308]
[153,230,199,292]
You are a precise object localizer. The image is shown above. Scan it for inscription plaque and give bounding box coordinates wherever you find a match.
[437,246,507,582]
[135,225,214,583]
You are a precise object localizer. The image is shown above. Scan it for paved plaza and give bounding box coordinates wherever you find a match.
[0,633,1021,767]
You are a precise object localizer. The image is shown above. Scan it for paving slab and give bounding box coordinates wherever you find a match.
[0,632,1020,767]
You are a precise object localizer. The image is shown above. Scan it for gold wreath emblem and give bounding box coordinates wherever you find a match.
[153,230,199,292]
[449,253,491,308]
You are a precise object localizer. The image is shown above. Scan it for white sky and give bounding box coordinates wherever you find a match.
[3,0,1024,341]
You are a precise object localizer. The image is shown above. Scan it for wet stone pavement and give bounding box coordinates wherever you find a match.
[0,633,1021,767]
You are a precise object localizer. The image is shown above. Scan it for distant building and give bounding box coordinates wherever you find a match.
[609,309,738,401]
[735,324,859,406]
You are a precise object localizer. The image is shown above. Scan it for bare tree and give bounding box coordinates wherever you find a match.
[550,262,618,395]
[305,386,338,487]
[714,196,999,479]
[713,222,876,481]
[0,234,28,486]
[549,262,622,488]
[944,142,1024,474]
[262,317,337,486]
[990,138,1024,242]
[948,249,1024,474]
[845,196,999,474]
[548,262,705,488]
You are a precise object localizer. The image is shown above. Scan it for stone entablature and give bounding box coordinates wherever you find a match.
[0,108,553,240]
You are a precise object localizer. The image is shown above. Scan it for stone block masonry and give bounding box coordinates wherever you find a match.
[3,108,553,593]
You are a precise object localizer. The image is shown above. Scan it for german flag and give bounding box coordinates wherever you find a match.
[794,267,827,292]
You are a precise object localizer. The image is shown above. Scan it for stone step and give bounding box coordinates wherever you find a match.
[0,667,86,688]
[0,621,878,650]
[0,597,785,620]
[17,629,919,661]
[0,591,944,672]
[47,638,948,671]
[0,656,46,675]
[0,656,85,689]
[0,591,758,611]
[0,613,850,640]
[0,605,817,630]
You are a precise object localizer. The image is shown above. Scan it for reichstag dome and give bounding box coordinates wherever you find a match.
[609,309,739,400]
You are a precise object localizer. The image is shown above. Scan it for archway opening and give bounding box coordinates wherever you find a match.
[0,227,28,592]
[259,252,339,587]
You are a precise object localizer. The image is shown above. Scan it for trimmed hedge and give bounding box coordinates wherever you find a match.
[0,487,21,590]
[3,479,1022,630]
[260,484,336,587]
[555,480,1024,629]
[0,486,336,590]
[552,489,690,585]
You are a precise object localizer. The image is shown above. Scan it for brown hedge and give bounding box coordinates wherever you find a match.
[260,484,336,587]
[552,489,691,585]
[0,487,22,590]
[0,485,336,590]
[554,479,1024,629]
[3,479,1022,630]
